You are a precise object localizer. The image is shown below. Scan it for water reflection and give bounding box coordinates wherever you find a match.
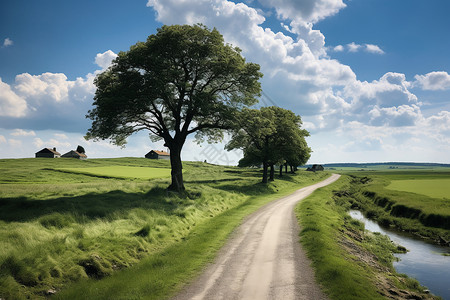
[349,210,450,300]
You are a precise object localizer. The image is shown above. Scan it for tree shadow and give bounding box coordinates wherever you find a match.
[0,186,179,223]
[184,178,239,184]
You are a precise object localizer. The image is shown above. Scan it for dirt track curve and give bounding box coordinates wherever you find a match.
[172,173,341,300]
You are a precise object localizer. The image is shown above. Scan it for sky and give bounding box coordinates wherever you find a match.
[1,0,450,165]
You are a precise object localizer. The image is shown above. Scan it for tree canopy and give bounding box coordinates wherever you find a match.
[86,24,262,192]
[226,106,311,183]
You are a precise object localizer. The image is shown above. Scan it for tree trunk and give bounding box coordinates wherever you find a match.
[290,165,294,173]
[269,164,275,181]
[262,162,269,183]
[279,164,283,177]
[167,144,185,192]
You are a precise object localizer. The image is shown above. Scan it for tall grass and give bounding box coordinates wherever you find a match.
[0,158,328,299]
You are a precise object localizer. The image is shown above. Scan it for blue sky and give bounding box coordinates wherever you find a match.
[1,0,450,164]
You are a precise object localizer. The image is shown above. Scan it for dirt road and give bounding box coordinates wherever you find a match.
[173,174,341,300]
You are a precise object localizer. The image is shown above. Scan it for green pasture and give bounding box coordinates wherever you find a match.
[0,157,329,299]
[297,175,436,300]
[57,166,171,180]
[386,179,450,199]
[345,169,450,237]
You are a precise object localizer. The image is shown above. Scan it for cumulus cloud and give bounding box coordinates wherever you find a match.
[95,50,118,70]
[414,71,450,91]
[256,0,346,23]
[333,45,344,52]
[365,44,384,54]
[11,129,36,136]
[336,43,384,54]
[0,51,117,132]
[0,78,27,117]
[347,42,361,52]
[0,135,6,143]
[14,72,72,103]
[369,104,422,127]
[145,0,424,134]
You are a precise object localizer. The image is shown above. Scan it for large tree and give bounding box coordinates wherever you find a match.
[85,24,262,192]
[227,106,310,183]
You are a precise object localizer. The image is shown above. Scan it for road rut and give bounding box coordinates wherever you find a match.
[173,174,341,300]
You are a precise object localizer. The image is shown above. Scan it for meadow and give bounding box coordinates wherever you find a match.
[56,166,172,180]
[386,179,450,199]
[336,169,450,241]
[0,157,328,299]
[296,175,439,300]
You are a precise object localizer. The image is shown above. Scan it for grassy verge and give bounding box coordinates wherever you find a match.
[0,158,328,299]
[340,173,450,242]
[295,175,438,300]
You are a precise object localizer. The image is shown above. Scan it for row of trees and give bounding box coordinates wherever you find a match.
[85,24,310,192]
[227,107,311,183]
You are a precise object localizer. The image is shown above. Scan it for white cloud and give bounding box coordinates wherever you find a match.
[368,104,422,127]
[333,45,344,52]
[365,44,384,54]
[3,38,13,47]
[11,129,36,136]
[414,71,450,91]
[95,50,118,70]
[0,78,27,117]
[14,72,72,103]
[347,42,362,52]
[337,42,384,54]
[0,51,104,131]
[0,135,6,143]
[256,0,346,23]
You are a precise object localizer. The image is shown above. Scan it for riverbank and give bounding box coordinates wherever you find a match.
[350,210,450,299]
[340,173,450,245]
[296,175,440,299]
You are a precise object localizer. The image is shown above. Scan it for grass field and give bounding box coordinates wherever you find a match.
[57,166,171,179]
[342,170,450,239]
[386,179,450,199]
[296,175,438,300]
[0,157,328,299]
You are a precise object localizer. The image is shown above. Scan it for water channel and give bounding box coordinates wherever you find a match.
[349,210,450,299]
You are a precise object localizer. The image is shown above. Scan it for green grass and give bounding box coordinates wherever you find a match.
[57,166,171,179]
[296,175,438,300]
[0,157,328,299]
[340,172,450,240]
[386,179,450,199]
[296,176,386,300]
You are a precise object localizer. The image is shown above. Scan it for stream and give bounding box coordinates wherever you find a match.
[349,210,450,299]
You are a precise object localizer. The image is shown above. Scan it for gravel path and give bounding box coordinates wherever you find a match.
[172,174,341,300]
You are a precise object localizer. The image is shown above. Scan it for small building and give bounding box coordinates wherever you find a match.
[306,164,324,172]
[35,147,61,158]
[61,150,87,160]
[145,150,170,160]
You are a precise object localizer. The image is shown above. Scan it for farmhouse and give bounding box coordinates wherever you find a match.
[61,150,87,160]
[145,150,170,160]
[35,147,61,158]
